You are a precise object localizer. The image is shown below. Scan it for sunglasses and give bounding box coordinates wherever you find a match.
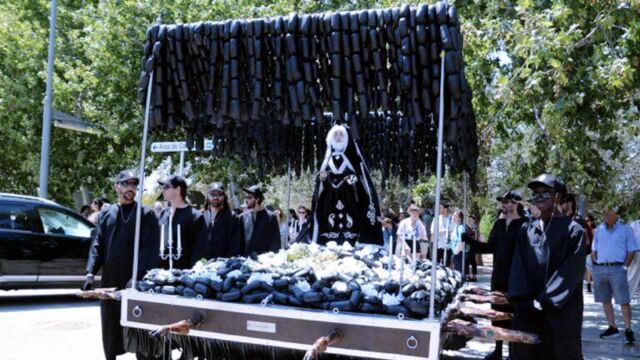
[162,183,174,190]
[531,191,553,202]
[118,180,139,188]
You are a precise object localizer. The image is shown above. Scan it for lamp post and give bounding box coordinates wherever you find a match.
[38,0,58,198]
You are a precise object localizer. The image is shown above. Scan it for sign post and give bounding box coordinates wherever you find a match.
[150,140,214,175]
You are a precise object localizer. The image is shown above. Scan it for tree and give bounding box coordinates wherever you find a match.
[457,0,640,213]
[1,0,638,216]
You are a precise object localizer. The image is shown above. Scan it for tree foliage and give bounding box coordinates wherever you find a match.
[0,0,638,218]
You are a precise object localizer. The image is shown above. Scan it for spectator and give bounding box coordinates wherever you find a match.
[381,216,397,251]
[561,193,585,227]
[430,201,453,266]
[289,206,309,241]
[272,208,289,248]
[591,205,638,344]
[87,198,104,225]
[629,217,640,304]
[584,214,596,292]
[396,204,427,257]
[465,215,479,281]
[450,210,466,273]
[79,205,91,219]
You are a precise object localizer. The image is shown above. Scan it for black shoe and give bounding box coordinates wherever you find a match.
[600,326,620,339]
[625,328,635,344]
[483,349,502,360]
[586,282,592,292]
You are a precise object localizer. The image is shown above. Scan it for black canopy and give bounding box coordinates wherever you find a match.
[137,2,478,182]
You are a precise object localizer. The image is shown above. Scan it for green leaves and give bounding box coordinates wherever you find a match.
[0,0,637,213]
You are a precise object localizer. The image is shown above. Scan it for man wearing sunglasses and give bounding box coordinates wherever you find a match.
[83,169,160,360]
[508,173,585,360]
[240,185,281,255]
[157,174,204,269]
[191,182,243,262]
[474,189,525,360]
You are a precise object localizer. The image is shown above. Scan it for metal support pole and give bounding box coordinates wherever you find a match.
[131,71,154,289]
[462,172,468,282]
[178,151,185,175]
[286,159,292,226]
[429,53,446,319]
[38,0,58,198]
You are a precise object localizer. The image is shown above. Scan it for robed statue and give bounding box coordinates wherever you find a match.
[310,125,383,246]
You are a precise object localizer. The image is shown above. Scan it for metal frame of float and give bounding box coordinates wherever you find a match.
[121,289,441,360]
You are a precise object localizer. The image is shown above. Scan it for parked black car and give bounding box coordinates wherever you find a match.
[0,193,96,289]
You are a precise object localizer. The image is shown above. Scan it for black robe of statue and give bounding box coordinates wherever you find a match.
[85,202,159,359]
[158,206,203,270]
[311,128,383,246]
[508,216,585,360]
[473,218,525,328]
[191,208,243,263]
[241,209,281,256]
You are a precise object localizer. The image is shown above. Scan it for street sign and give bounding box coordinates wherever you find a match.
[150,140,214,153]
[52,110,104,135]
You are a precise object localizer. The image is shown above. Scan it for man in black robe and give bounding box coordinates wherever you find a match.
[474,190,525,360]
[83,169,160,360]
[191,182,243,263]
[508,174,585,360]
[157,174,203,269]
[240,185,281,255]
[310,125,383,246]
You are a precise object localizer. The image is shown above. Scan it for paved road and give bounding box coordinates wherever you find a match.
[0,289,633,360]
[0,289,491,360]
[0,290,136,360]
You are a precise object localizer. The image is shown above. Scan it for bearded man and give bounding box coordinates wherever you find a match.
[240,185,281,255]
[310,125,383,246]
[191,182,243,262]
[83,169,159,360]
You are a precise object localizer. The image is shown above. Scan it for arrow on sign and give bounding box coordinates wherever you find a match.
[150,140,214,153]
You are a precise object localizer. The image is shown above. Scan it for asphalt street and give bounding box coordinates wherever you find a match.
[0,289,632,360]
[0,289,491,360]
[0,290,135,360]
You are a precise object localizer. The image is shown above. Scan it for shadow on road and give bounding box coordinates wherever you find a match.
[0,290,98,311]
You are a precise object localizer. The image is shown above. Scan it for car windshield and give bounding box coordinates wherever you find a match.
[37,207,92,238]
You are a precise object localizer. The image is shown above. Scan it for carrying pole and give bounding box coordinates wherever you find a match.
[131,71,154,289]
[429,53,446,319]
[285,159,292,243]
[178,151,185,175]
[462,172,468,282]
